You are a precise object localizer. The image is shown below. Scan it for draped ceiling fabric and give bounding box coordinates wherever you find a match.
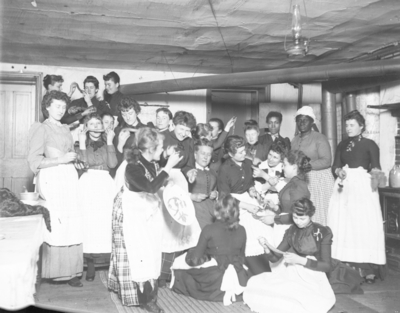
[1,0,400,74]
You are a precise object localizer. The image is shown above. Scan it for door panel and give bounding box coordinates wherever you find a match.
[0,84,36,195]
[210,90,257,136]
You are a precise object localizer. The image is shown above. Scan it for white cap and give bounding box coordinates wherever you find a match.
[295,106,316,121]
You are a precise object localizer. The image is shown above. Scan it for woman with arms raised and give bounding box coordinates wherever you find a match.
[108,127,182,313]
[28,90,83,287]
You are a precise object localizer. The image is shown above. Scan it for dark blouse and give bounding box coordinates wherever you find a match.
[61,97,111,125]
[78,138,118,172]
[267,222,333,273]
[106,90,124,117]
[189,168,217,195]
[217,158,254,195]
[275,175,310,225]
[245,141,271,162]
[113,119,146,164]
[125,155,169,193]
[259,133,291,150]
[186,221,246,267]
[161,130,194,173]
[332,135,380,175]
[210,131,229,164]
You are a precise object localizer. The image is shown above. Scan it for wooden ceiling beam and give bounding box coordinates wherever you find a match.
[120,59,400,95]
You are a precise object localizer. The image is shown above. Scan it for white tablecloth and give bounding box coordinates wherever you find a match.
[0,215,45,310]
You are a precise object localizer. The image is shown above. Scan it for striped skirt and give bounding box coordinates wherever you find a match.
[306,168,334,226]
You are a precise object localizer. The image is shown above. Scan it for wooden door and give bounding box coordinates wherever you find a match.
[0,83,36,194]
[208,89,258,136]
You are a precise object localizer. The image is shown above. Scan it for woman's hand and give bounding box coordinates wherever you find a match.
[82,106,96,116]
[264,199,278,211]
[106,128,115,145]
[283,252,307,266]
[78,127,88,148]
[249,186,257,198]
[224,116,237,132]
[164,145,177,158]
[190,193,207,203]
[68,83,78,97]
[186,169,198,183]
[58,152,77,164]
[258,237,271,254]
[166,151,183,169]
[241,203,259,214]
[209,190,218,200]
[268,176,279,186]
[117,129,130,153]
[336,168,347,180]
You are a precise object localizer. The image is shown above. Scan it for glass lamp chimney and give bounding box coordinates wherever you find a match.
[292,4,302,40]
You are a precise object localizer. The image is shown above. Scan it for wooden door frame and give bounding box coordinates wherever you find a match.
[0,71,43,121]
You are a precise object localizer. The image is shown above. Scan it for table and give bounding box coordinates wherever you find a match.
[0,215,45,310]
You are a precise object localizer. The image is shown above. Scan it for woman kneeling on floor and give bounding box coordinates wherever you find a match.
[171,194,250,305]
[243,198,336,313]
[108,127,182,313]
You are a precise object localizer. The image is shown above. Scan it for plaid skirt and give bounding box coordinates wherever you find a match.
[306,169,334,226]
[108,190,157,306]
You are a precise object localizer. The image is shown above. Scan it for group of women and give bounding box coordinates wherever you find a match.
[27,74,386,313]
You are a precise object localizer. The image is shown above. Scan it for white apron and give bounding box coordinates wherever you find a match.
[327,166,386,264]
[122,186,164,282]
[114,160,128,194]
[244,257,336,313]
[38,164,82,246]
[79,170,114,253]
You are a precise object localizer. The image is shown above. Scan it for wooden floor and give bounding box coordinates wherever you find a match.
[4,268,400,313]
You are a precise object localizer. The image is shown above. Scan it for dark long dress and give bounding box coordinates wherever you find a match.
[243,223,336,313]
[172,221,249,302]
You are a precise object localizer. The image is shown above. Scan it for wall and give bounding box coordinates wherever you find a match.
[260,83,322,139]
[262,82,398,179]
[0,62,208,125]
[380,82,400,175]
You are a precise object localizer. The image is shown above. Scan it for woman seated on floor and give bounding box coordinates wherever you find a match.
[108,127,182,313]
[243,198,336,313]
[171,194,249,305]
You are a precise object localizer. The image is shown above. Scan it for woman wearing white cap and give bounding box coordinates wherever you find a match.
[291,106,334,226]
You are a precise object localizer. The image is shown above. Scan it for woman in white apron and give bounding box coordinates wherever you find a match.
[77,113,117,282]
[244,198,336,313]
[108,127,182,313]
[327,110,386,283]
[28,91,83,287]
